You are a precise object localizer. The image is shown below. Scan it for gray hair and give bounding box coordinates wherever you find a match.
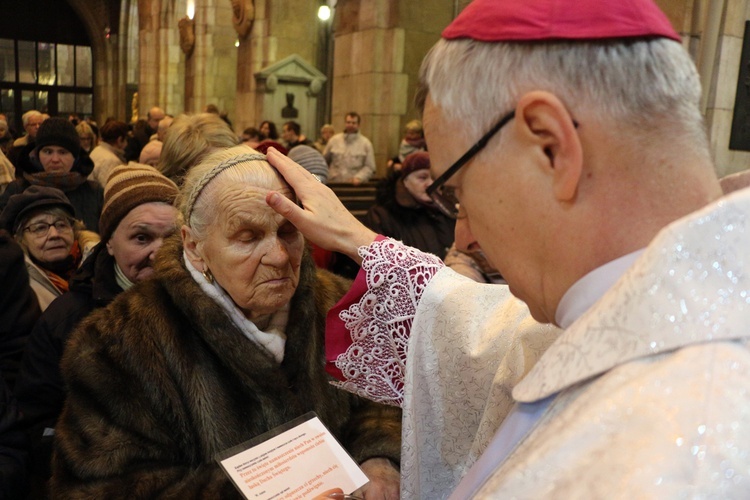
[178,145,285,241]
[22,110,42,128]
[418,38,708,150]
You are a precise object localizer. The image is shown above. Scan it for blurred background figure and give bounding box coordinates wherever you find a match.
[158,113,239,184]
[123,118,151,162]
[313,123,335,154]
[0,119,13,156]
[0,186,98,311]
[156,115,174,142]
[90,120,128,186]
[258,119,278,140]
[288,144,328,184]
[14,165,179,498]
[387,120,426,173]
[365,151,454,259]
[139,139,163,167]
[0,117,104,233]
[241,127,261,149]
[75,121,97,154]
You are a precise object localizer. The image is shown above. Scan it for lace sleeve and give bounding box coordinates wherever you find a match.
[329,238,444,406]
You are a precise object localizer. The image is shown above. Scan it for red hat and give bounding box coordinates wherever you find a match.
[443,0,680,43]
[401,151,431,178]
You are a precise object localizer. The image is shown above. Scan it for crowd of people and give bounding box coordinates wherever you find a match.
[2,0,750,498]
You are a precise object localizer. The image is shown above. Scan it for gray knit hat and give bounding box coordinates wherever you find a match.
[99,163,179,241]
[288,145,328,184]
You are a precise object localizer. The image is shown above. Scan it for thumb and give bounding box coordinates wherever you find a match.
[266,191,307,226]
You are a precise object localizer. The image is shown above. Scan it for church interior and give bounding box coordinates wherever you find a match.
[1,0,750,178]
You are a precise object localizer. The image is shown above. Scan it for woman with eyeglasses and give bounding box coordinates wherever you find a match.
[0,186,98,311]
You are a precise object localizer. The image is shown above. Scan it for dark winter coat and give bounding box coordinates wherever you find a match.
[365,172,455,259]
[51,235,401,498]
[15,243,121,490]
[0,143,103,232]
[0,377,29,499]
[0,230,41,389]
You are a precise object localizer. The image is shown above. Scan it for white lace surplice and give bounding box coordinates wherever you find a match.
[326,238,560,498]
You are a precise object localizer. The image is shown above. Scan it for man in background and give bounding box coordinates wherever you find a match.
[324,112,376,185]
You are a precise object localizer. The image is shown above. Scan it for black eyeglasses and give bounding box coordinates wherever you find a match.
[23,219,73,238]
[427,110,516,219]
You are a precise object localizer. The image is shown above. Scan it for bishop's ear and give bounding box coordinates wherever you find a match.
[515,91,583,202]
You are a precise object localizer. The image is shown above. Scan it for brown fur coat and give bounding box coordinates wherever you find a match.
[50,235,401,498]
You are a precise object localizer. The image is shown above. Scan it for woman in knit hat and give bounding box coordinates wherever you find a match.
[0,117,104,233]
[14,164,179,494]
[364,151,455,259]
[0,185,99,311]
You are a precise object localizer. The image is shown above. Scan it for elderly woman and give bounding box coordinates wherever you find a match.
[0,186,98,311]
[0,117,104,232]
[51,145,401,498]
[158,113,239,184]
[14,164,180,496]
[75,121,97,154]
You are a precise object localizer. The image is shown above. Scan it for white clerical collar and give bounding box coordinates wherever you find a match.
[555,249,645,329]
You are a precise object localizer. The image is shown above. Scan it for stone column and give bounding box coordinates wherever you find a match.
[137,0,161,116]
[331,0,407,175]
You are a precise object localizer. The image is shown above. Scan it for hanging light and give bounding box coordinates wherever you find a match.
[187,0,195,20]
[317,5,331,21]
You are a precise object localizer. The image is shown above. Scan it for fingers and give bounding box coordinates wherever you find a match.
[267,147,317,190]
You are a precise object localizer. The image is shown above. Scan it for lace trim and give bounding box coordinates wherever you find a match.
[332,239,444,406]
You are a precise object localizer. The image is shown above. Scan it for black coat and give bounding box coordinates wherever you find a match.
[0,377,29,499]
[14,243,121,490]
[0,144,103,233]
[365,173,455,260]
[51,236,401,498]
[0,230,41,389]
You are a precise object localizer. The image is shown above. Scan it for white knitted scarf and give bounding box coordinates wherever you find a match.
[184,252,288,363]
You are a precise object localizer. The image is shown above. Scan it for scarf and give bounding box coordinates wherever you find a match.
[32,241,82,294]
[22,170,88,192]
[114,263,135,291]
[184,252,288,363]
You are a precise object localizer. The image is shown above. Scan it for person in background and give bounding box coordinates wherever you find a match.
[0,149,13,195]
[387,120,426,173]
[15,164,179,498]
[0,187,98,311]
[89,120,128,186]
[288,145,328,184]
[313,123,335,155]
[138,139,162,167]
[241,127,261,149]
[8,110,45,167]
[12,110,44,149]
[75,121,97,154]
[324,112,376,185]
[0,117,104,233]
[0,229,40,389]
[146,106,166,137]
[258,120,279,141]
[280,121,312,150]
[156,115,174,142]
[0,119,13,155]
[157,113,239,184]
[364,152,454,259]
[51,145,401,498]
[123,118,151,163]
